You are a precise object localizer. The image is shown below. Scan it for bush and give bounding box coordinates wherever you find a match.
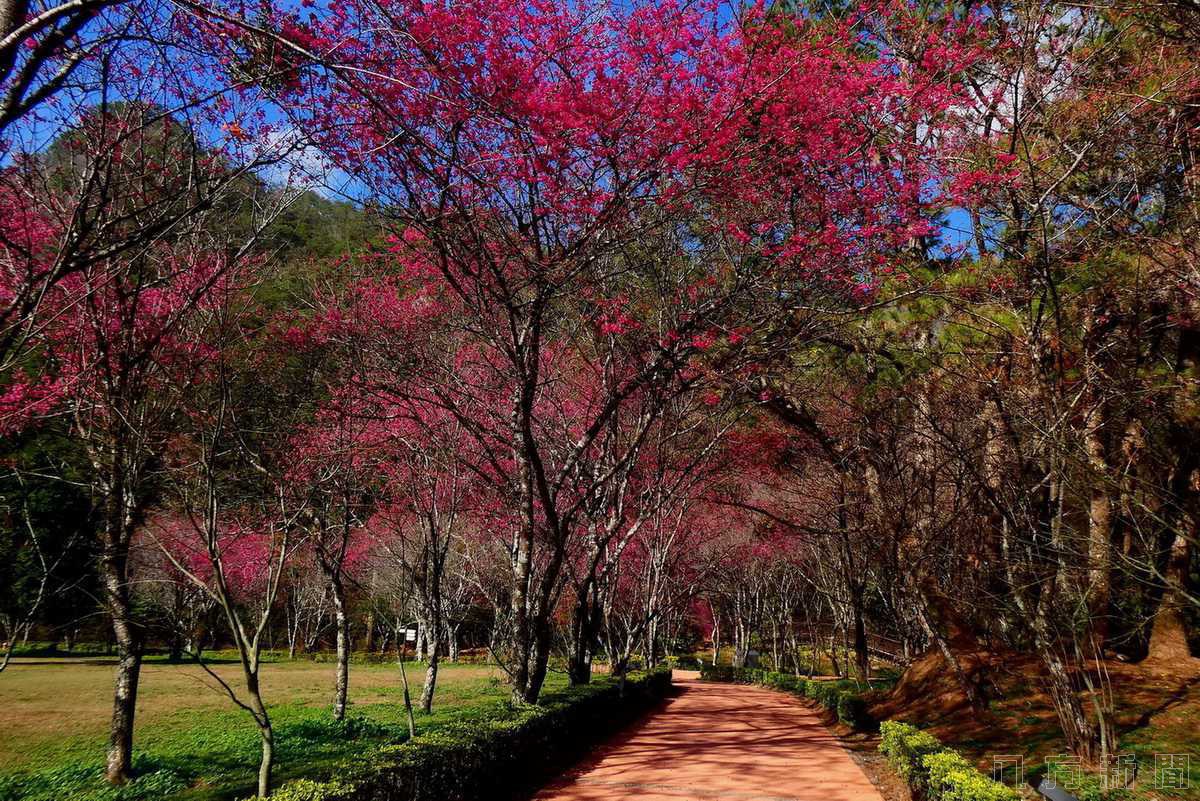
[799,679,852,714]
[669,655,704,670]
[701,668,877,732]
[836,693,875,731]
[699,664,755,683]
[260,669,673,801]
[922,751,1018,801]
[923,751,975,796]
[879,721,947,792]
[810,682,842,710]
[762,672,801,693]
[879,722,1018,801]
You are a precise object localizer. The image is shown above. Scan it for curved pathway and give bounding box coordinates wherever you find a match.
[533,672,884,801]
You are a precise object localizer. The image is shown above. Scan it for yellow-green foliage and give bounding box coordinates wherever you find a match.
[879,721,1018,801]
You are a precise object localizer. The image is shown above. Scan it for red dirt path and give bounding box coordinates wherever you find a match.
[533,672,885,801]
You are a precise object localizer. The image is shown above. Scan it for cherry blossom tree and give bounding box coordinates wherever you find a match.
[285,408,376,721]
[0,109,293,780]
[212,0,989,703]
[0,8,301,378]
[150,256,309,799]
[150,500,294,800]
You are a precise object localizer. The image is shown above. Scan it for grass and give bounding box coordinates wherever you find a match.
[1117,689,1200,801]
[0,654,552,801]
[984,668,1200,801]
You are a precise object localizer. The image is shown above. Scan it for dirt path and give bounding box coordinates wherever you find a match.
[533,672,885,801]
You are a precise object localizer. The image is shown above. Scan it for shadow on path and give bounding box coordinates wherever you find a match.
[532,675,885,801]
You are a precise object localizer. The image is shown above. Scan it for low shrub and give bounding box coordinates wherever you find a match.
[699,664,749,683]
[668,655,705,670]
[879,722,1018,801]
[836,693,874,731]
[9,640,111,658]
[923,751,1018,801]
[761,672,801,693]
[879,721,948,792]
[700,667,877,732]
[261,669,673,801]
[923,751,975,795]
[810,682,842,711]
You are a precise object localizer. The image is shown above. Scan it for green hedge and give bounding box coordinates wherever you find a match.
[835,693,873,731]
[259,669,672,801]
[879,722,1018,801]
[698,666,877,732]
[668,655,704,670]
[697,663,748,683]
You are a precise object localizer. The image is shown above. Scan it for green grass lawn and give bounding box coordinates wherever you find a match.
[0,654,558,801]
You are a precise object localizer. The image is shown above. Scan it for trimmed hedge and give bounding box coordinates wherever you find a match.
[698,666,877,731]
[835,693,873,731]
[668,655,704,670]
[879,720,945,792]
[698,663,746,683]
[879,722,1018,801]
[259,669,672,801]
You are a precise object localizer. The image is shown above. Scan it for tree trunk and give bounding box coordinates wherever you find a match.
[0,638,13,673]
[238,659,275,798]
[417,604,443,712]
[420,647,439,713]
[733,620,748,667]
[647,618,660,669]
[1039,640,1110,765]
[378,627,391,655]
[102,541,141,785]
[106,629,141,784]
[1147,532,1194,661]
[397,645,416,738]
[520,615,553,704]
[567,588,595,685]
[330,579,349,721]
[710,611,720,665]
[849,581,870,682]
[256,722,273,799]
[914,582,982,709]
[1085,425,1113,637]
[507,415,537,705]
[508,578,533,702]
[364,610,375,654]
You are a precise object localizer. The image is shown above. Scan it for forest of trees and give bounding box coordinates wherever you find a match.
[0,0,1197,796]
